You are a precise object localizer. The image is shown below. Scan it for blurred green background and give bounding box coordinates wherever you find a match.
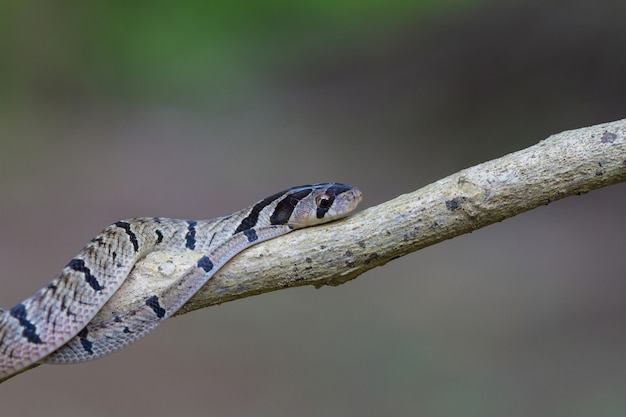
[1,1,625,416]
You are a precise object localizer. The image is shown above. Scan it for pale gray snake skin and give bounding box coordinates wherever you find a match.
[0,183,362,380]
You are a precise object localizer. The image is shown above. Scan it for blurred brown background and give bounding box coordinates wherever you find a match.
[1,1,625,416]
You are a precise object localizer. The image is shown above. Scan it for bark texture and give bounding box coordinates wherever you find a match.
[144,119,625,315]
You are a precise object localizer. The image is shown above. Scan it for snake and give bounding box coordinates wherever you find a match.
[0,183,362,380]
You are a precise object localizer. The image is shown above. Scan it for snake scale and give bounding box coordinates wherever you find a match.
[0,183,362,380]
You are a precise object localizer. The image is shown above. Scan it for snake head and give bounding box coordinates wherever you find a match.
[285,183,362,229]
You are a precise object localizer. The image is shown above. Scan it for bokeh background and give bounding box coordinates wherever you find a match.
[1,1,625,416]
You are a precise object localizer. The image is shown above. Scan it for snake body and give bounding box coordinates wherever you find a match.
[0,183,361,379]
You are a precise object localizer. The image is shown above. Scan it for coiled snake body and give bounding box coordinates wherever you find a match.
[0,183,361,379]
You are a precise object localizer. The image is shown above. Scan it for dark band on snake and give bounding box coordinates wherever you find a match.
[114,221,140,252]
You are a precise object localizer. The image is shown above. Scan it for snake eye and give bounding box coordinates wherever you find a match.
[316,194,332,209]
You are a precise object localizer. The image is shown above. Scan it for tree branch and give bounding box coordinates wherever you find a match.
[107,118,625,318]
[3,119,625,384]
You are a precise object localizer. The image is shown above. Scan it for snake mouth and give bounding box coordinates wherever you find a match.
[346,187,363,211]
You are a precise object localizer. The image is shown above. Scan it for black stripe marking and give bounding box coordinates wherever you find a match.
[9,304,43,344]
[114,221,139,252]
[234,190,288,234]
[315,183,351,219]
[243,228,258,242]
[270,188,313,225]
[67,258,103,291]
[185,220,197,250]
[45,305,54,324]
[197,255,214,272]
[145,295,166,319]
[65,304,76,317]
[155,229,164,244]
[77,328,93,354]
